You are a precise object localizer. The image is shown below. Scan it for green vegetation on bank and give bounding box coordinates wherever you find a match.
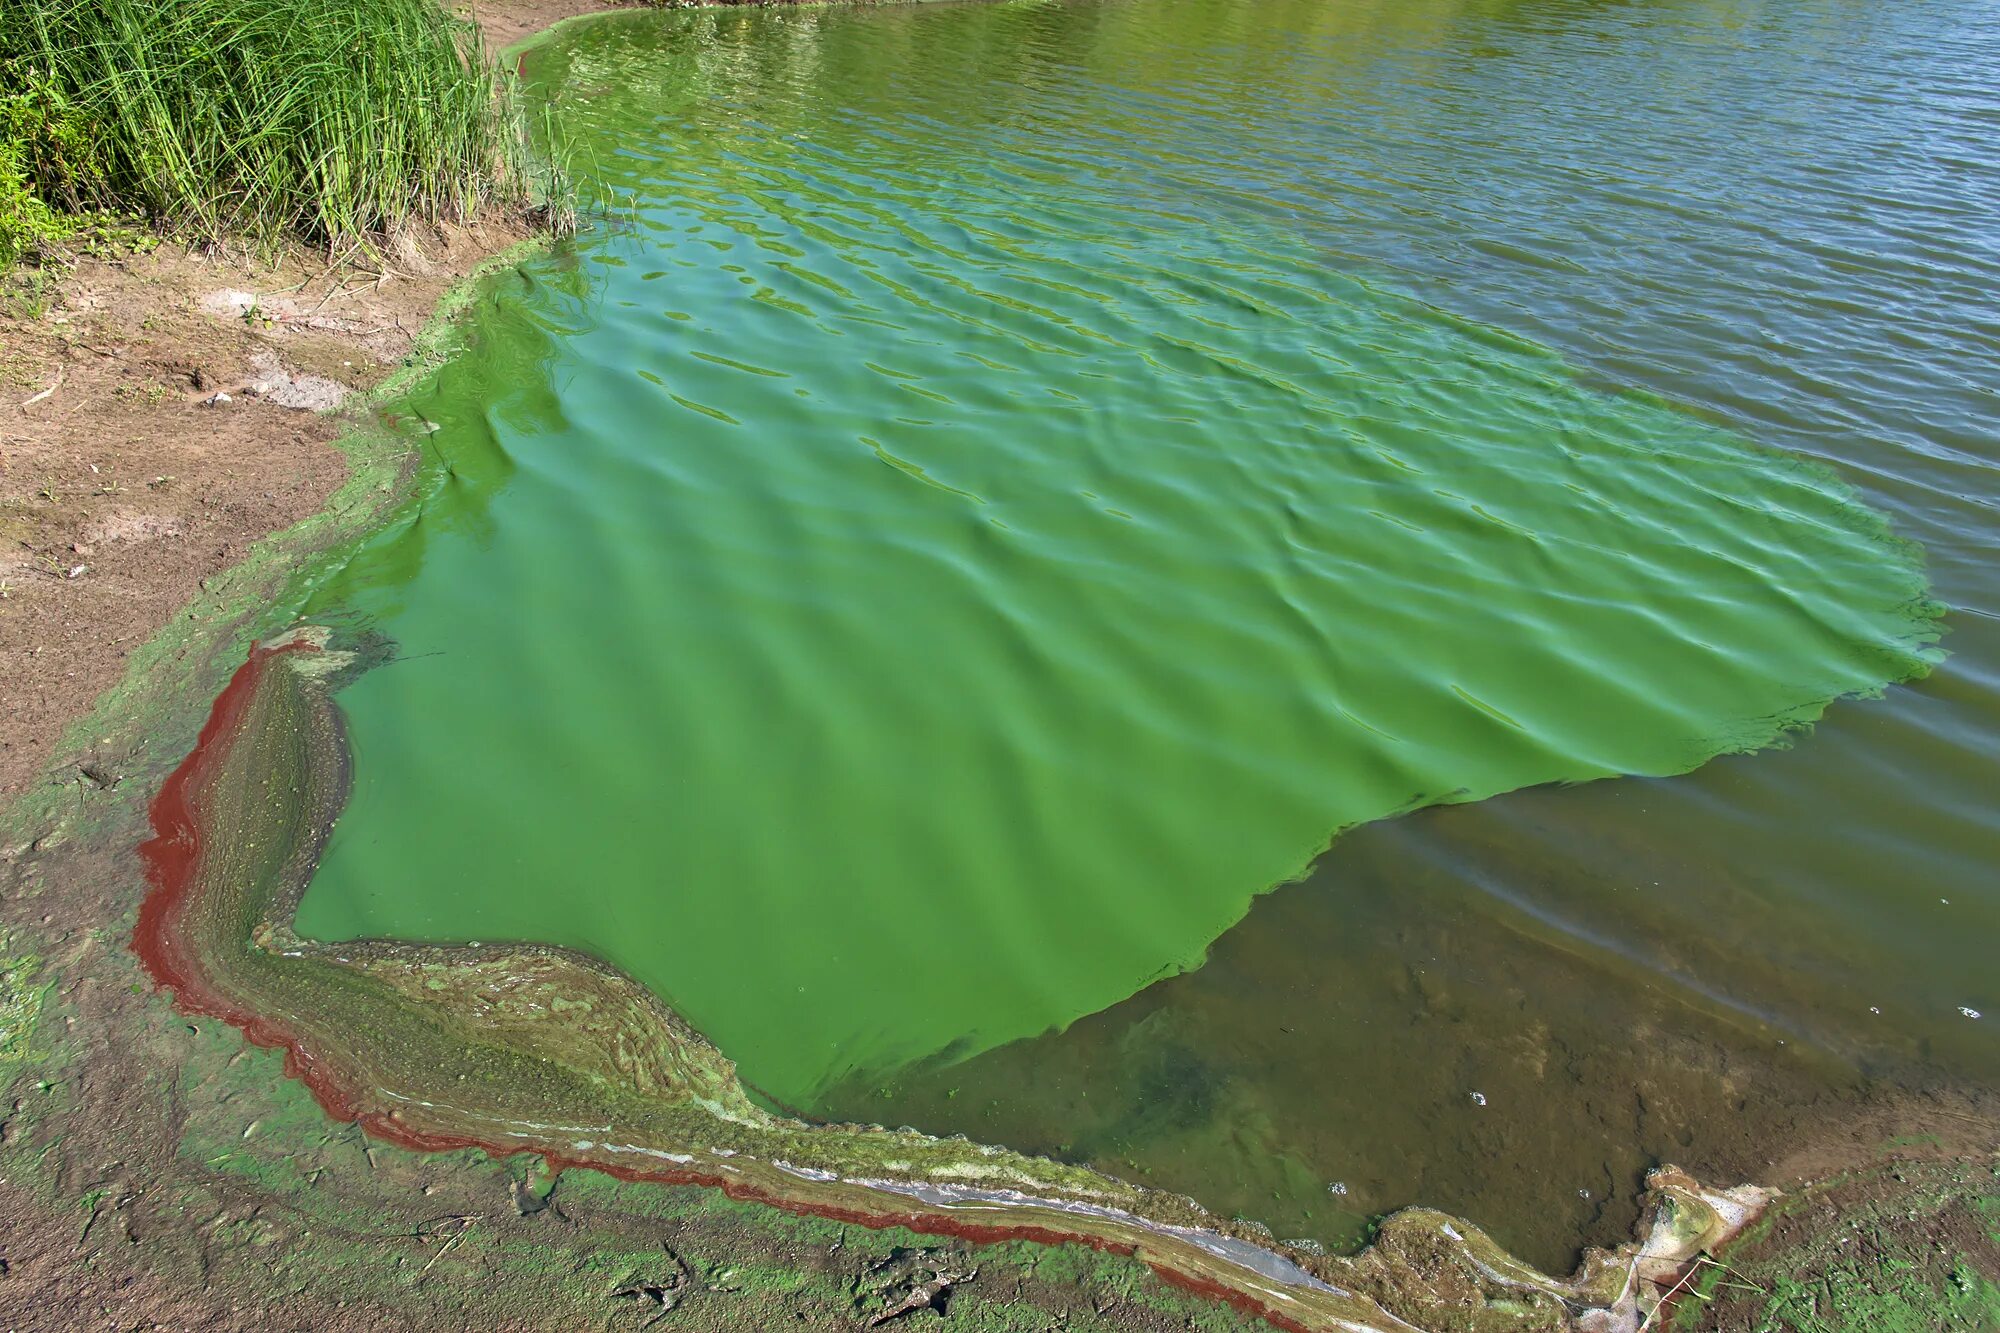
[1673,1157,2000,1333]
[0,0,512,267]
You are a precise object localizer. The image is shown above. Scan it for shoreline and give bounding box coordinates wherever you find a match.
[1,2,1994,1329]
[128,630,1771,1332]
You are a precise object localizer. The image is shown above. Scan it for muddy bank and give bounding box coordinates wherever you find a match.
[470,0,633,53]
[0,0,652,798]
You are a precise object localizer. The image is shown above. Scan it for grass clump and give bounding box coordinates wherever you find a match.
[0,63,93,265]
[0,138,64,268]
[0,0,514,262]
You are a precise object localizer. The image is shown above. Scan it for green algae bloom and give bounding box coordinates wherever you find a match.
[290,4,1939,1110]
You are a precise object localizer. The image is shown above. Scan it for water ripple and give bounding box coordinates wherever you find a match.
[293,0,1997,1263]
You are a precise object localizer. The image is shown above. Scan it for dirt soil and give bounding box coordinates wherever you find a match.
[464,0,634,54]
[0,218,537,804]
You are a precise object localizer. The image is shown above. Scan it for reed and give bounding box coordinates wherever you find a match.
[0,0,514,253]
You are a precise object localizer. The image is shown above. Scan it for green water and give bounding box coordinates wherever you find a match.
[290,0,1996,1261]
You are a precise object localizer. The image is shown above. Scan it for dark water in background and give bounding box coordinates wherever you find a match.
[291,0,1997,1270]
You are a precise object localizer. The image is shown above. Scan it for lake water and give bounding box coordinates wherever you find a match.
[289,0,1998,1268]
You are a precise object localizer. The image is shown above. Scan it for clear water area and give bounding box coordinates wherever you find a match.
[289,0,2000,1269]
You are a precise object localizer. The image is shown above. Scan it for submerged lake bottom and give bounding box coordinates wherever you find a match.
[275,0,1997,1271]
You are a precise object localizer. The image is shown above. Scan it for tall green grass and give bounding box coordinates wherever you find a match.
[0,0,513,252]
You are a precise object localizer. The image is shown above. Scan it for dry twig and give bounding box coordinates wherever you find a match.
[18,366,66,410]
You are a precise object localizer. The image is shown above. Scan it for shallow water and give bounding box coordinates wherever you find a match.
[292,0,1997,1265]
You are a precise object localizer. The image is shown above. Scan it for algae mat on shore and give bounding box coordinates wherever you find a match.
[291,0,1937,1110]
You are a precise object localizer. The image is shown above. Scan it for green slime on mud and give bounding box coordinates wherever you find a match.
[293,3,1939,1109]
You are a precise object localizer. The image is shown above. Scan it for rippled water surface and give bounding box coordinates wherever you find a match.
[292,0,1998,1266]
